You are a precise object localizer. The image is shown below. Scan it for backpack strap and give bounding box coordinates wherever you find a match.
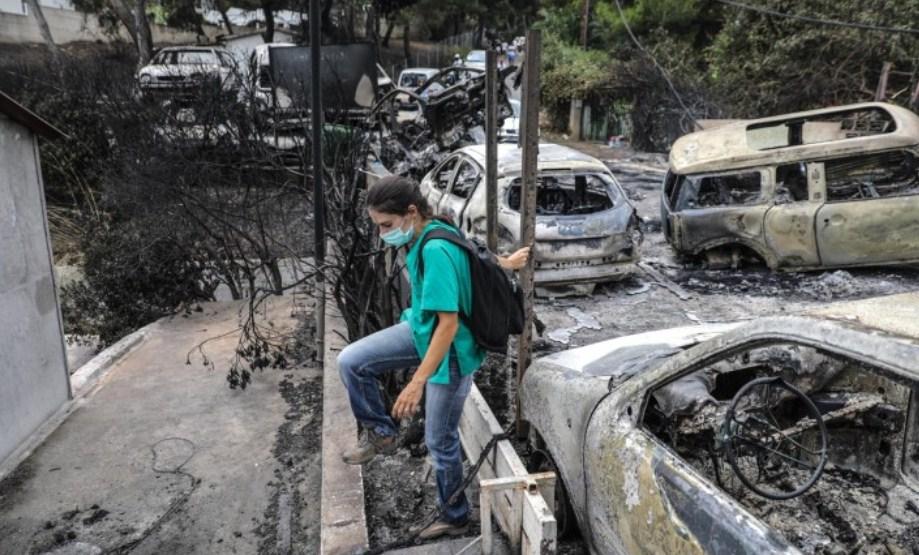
[415,227,475,324]
[416,228,470,279]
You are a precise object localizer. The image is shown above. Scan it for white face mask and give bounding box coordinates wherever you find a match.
[380,214,415,247]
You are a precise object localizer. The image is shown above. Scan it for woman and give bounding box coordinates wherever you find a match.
[337,175,529,540]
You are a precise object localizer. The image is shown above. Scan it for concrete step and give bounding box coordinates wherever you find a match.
[319,296,370,554]
[383,535,511,554]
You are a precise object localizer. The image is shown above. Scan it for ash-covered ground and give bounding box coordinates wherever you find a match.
[361,142,919,553]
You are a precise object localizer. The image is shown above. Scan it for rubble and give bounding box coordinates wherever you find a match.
[546,308,602,345]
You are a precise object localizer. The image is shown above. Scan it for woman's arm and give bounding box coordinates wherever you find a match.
[391,311,459,419]
[497,246,531,270]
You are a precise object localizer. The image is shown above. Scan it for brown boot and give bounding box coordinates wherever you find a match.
[411,518,470,540]
[341,430,398,465]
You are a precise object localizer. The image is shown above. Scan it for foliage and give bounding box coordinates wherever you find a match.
[60,217,217,344]
[536,0,919,150]
[705,0,919,117]
[540,28,619,106]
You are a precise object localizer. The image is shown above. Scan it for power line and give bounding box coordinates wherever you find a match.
[714,0,919,36]
[612,0,698,126]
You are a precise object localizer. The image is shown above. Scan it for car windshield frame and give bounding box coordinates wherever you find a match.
[503,170,623,215]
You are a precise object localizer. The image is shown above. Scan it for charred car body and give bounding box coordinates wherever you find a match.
[418,143,641,287]
[364,65,516,181]
[662,103,919,270]
[521,293,919,554]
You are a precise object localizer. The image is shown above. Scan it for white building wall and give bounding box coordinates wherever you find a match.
[0,114,70,466]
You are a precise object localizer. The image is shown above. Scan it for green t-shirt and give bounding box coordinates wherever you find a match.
[402,220,486,384]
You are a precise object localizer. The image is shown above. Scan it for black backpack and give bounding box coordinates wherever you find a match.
[417,227,525,352]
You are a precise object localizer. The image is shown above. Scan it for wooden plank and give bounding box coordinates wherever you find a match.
[458,383,557,552]
[521,489,556,555]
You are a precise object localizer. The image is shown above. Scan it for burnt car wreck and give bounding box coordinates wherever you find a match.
[521,293,919,554]
[364,66,517,181]
[419,143,642,288]
[662,102,919,271]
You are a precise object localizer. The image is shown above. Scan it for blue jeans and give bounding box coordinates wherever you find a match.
[337,321,474,524]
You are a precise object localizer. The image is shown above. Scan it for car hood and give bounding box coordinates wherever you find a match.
[537,323,739,380]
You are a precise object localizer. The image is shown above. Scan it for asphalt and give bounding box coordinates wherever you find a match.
[0,298,313,555]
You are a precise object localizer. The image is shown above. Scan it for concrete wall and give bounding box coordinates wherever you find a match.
[0,6,212,45]
[0,115,70,466]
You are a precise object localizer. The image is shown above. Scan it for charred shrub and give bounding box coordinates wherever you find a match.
[61,217,217,344]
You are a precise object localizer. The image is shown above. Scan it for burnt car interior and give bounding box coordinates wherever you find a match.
[747,107,897,150]
[824,150,919,201]
[506,173,618,215]
[642,342,919,553]
[668,171,762,210]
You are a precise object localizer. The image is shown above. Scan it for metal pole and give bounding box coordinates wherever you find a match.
[310,0,326,353]
[515,29,540,438]
[485,49,498,253]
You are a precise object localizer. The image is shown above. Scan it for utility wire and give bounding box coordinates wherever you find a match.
[714,0,919,36]
[612,0,698,126]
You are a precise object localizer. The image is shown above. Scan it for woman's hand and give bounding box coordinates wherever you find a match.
[499,246,531,270]
[392,379,425,420]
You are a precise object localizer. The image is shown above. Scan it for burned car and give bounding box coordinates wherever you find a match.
[364,65,516,181]
[521,293,919,554]
[419,143,641,288]
[662,102,919,270]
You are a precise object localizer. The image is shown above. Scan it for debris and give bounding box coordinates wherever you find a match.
[82,509,109,526]
[684,312,703,323]
[547,308,602,345]
[626,282,651,295]
[637,262,693,300]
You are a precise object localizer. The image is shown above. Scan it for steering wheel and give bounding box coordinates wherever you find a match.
[721,376,828,500]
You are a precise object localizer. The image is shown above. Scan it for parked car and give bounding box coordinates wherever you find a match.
[241,42,296,113]
[498,99,520,143]
[661,102,919,270]
[395,67,443,109]
[137,46,240,95]
[418,143,641,288]
[464,49,487,70]
[521,292,919,554]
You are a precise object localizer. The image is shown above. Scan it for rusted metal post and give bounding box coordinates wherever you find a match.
[515,29,540,438]
[310,0,325,353]
[486,49,499,253]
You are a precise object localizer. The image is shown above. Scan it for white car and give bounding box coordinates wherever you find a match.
[464,49,487,71]
[396,67,444,109]
[418,143,641,287]
[137,46,239,94]
[499,98,520,143]
[241,42,296,112]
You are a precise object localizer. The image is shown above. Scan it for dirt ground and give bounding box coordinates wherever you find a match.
[360,141,919,553]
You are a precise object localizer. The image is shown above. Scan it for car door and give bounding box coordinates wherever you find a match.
[438,157,482,227]
[762,161,823,268]
[421,155,460,210]
[583,348,801,554]
[669,169,771,256]
[815,149,919,266]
